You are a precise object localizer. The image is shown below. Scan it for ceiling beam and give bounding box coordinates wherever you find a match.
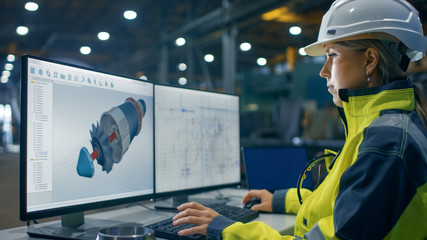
[122,0,287,74]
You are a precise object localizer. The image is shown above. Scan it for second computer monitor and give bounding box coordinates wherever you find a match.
[154,85,241,197]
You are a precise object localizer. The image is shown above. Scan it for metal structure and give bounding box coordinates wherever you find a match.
[0,0,426,148]
[0,0,425,91]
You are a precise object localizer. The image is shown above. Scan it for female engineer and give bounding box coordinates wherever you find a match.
[172,0,427,239]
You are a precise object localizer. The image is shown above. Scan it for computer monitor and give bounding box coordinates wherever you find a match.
[154,84,241,208]
[20,55,154,239]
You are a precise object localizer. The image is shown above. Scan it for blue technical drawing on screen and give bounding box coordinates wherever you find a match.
[155,85,240,193]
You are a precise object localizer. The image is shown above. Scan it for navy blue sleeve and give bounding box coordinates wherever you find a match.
[333,114,423,240]
[272,189,288,213]
[206,215,236,240]
[334,153,415,239]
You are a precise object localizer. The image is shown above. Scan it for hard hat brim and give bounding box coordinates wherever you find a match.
[304,33,389,56]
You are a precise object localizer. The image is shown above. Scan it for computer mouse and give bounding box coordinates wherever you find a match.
[243,197,261,209]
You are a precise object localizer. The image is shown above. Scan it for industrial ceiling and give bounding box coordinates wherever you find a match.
[0,0,426,94]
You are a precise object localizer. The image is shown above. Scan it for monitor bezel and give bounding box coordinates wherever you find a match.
[152,83,242,200]
[20,55,156,221]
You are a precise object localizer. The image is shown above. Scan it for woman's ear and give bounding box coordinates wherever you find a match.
[365,47,379,74]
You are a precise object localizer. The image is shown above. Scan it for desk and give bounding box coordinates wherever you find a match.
[0,188,296,240]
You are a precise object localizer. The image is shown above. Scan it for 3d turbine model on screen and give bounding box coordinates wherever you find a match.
[76,97,146,178]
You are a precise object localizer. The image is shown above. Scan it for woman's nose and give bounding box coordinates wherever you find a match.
[319,62,329,79]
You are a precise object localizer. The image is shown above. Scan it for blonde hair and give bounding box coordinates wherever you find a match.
[336,39,427,128]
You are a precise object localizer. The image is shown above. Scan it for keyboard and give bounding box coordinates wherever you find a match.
[148,204,259,240]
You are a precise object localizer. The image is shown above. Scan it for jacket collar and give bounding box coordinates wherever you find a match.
[338,79,415,137]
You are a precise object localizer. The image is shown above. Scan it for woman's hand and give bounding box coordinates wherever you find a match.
[241,189,273,212]
[172,202,219,236]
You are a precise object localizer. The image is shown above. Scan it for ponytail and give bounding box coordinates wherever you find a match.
[413,84,427,129]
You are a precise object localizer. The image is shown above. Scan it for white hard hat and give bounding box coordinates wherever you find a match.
[304,0,427,62]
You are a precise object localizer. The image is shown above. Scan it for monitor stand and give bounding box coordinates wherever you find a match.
[26,212,141,240]
[155,195,228,210]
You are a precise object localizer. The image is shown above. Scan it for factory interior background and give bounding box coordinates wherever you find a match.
[0,0,426,230]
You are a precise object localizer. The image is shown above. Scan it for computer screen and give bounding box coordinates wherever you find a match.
[154,85,240,206]
[20,55,154,229]
[242,146,312,191]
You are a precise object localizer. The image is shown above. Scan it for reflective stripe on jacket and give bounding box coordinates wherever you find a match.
[206,79,427,240]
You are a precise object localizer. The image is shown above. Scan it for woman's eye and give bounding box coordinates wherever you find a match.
[328,53,337,57]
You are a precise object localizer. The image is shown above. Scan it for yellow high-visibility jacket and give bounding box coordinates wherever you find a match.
[206,79,427,240]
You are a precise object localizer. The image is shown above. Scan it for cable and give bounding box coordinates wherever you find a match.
[126,201,156,211]
[214,190,231,201]
[26,219,38,227]
[297,153,336,205]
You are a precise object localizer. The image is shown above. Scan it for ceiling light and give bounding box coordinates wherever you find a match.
[123,10,137,20]
[4,63,13,71]
[16,26,29,35]
[298,47,307,56]
[97,32,110,41]
[25,2,39,11]
[1,76,8,84]
[80,46,91,55]
[139,75,148,80]
[257,57,267,66]
[2,70,11,77]
[178,63,187,71]
[178,77,187,86]
[175,37,186,47]
[289,26,302,35]
[247,103,259,111]
[204,54,214,63]
[7,54,15,62]
[240,42,251,51]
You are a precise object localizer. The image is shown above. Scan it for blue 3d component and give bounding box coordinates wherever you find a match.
[77,98,146,178]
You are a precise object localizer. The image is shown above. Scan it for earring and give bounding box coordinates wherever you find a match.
[366,71,371,83]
